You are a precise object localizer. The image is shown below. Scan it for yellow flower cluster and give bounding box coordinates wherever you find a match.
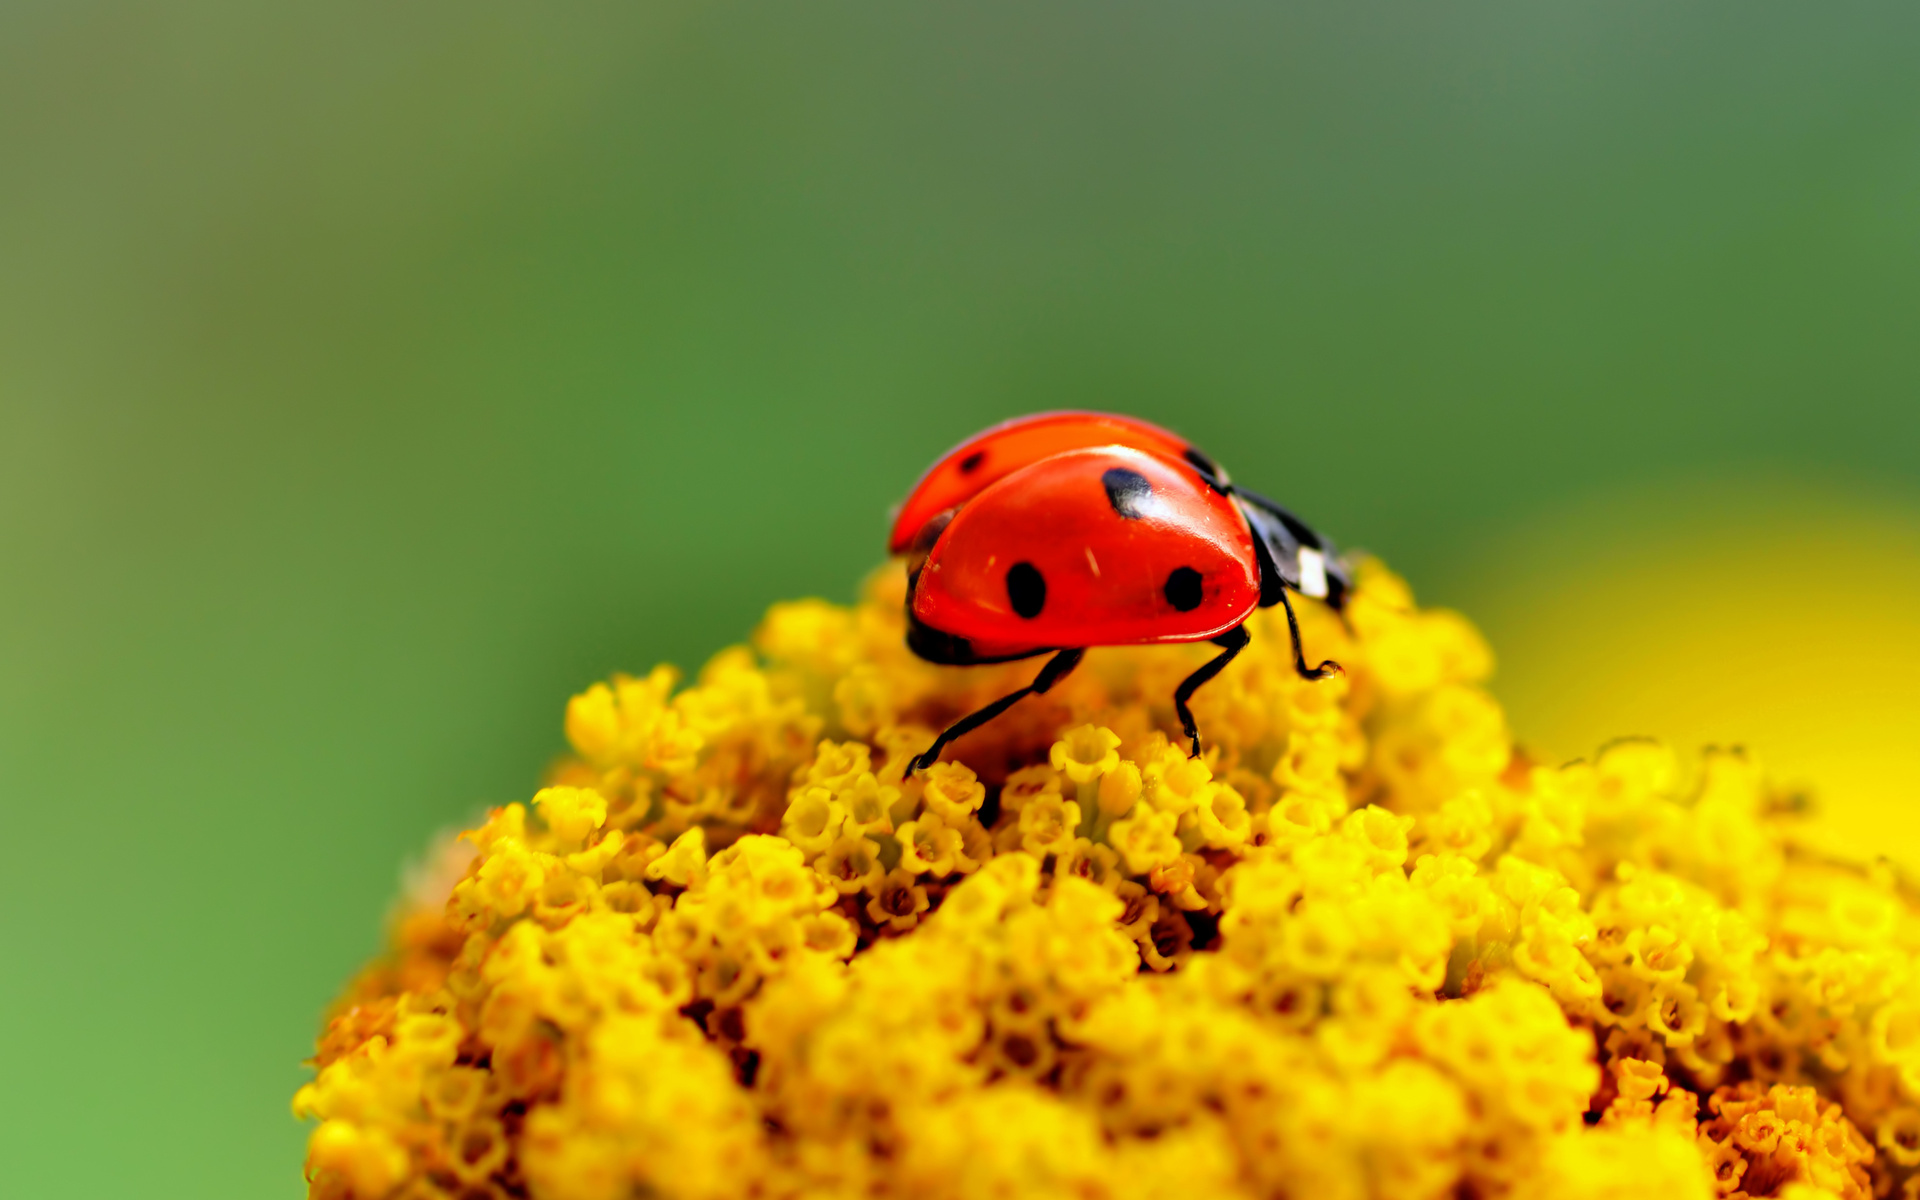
[296,560,1920,1200]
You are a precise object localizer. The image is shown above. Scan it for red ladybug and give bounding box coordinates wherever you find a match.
[892,411,1350,771]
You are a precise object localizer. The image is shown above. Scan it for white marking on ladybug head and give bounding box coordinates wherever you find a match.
[1297,547,1329,599]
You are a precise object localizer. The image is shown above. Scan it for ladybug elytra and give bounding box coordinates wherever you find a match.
[893,411,1350,772]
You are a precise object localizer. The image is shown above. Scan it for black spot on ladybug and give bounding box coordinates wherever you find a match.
[1164,566,1203,612]
[1101,468,1153,519]
[1006,562,1046,618]
[959,450,986,475]
[1182,447,1228,493]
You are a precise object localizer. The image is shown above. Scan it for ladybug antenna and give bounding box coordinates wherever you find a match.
[1276,588,1343,683]
[910,648,1086,773]
[1174,626,1251,759]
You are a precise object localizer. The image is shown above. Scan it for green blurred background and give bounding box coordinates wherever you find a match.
[3,2,1918,1195]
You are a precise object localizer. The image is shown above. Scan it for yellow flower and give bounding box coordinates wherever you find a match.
[1646,980,1708,1047]
[806,739,873,791]
[1192,782,1253,848]
[644,827,707,888]
[304,1119,409,1200]
[833,663,895,738]
[1050,723,1121,784]
[1017,792,1082,858]
[866,868,932,932]
[919,760,987,823]
[1096,759,1143,817]
[1106,804,1182,875]
[1595,966,1653,1029]
[1698,1082,1874,1200]
[533,785,607,847]
[837,771,899,837]
[297,557,1915,1200]
[467,839,544,918]
[818,833,884,895]
[1143,743,1216,816]
[1341,804,1411,873]
[1000,764,1065,815]
[1057,838,1123,891]
[1878,1107,1920,1168]
[780,785,844,858]
[896,810,965,877]
[1540,1122,1715,1200]
[563,666,678,767]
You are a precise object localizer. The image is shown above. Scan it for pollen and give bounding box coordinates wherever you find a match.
[296,557,1913,1200]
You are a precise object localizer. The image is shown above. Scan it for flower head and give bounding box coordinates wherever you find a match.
[298,558,1914,1200]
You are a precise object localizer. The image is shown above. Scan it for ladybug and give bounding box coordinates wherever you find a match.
[892,411,1350,772]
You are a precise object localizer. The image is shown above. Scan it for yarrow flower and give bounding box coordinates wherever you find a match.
[297,559,1920,1200]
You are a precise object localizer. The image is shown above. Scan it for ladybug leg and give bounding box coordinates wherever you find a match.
[1173,626,1250,759]
[1276,587,1343,683]
[910,648,1086,773]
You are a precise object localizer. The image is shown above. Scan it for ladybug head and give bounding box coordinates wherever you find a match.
[1233,489,1351,613]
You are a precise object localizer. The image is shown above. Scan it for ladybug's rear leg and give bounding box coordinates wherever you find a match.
[1173,626,1250,759]
[910,647,1085,773]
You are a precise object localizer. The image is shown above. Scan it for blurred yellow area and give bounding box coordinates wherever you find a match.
[1470,479,1920,867]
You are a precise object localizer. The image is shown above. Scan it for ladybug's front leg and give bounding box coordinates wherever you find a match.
[1274,588,1342,684]
[1172,626,1251,759]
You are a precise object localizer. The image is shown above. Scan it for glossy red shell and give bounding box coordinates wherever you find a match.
[888,411,1199,553]
[909,446,1260,655]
